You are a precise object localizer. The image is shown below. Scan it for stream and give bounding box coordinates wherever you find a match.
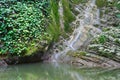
[0,63,120,80]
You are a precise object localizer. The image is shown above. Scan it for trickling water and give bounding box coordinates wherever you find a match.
[51,0,101,62]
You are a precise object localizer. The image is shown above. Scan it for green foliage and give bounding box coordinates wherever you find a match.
[98,35,107,44]
[0,0,51,56]
[116,1,120,9]
[47,0,76,42]
[116,1,120,20]
[62,0,75,32]
[47,0,61,41]
[91,35,107,44]
[96,0,108,8]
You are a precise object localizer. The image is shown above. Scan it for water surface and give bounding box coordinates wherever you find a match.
[0,63,119,80]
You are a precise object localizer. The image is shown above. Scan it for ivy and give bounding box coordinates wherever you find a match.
[0,0,51,56]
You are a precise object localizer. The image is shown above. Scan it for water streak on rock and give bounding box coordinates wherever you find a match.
[51,0,101,62]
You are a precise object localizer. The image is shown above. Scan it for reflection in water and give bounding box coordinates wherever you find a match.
[0,63,120,80]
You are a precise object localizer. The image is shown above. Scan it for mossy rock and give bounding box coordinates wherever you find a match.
[88,27,120,62]
[67,50,87,58]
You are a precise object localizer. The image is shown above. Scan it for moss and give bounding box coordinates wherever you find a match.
[98,35,107,44]
[78,51,87,56]
[99,10,103,18]
[67,51,87,58]
[96,0,108,8]
[26,46,39,56]
[99,51,115,59]
[102,28,111,32]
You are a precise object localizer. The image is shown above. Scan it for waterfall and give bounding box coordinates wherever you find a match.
[51,0,102,62]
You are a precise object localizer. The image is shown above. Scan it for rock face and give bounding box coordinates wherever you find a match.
[88,1,120,62]
[100,6,120,27]
[61,50,120,68]
[88,27,120,62]
[47,0,120,68]
[83,1,120,66]
[68,51,120,68]
[0,60,7,66]
[0,51,44,66]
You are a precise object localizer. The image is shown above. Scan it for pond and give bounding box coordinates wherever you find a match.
[0,63,119,80]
